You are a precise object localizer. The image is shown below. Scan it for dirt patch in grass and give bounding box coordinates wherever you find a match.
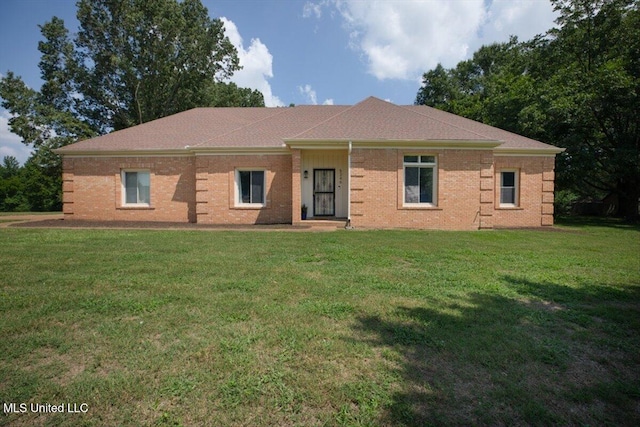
[12,218,343,231]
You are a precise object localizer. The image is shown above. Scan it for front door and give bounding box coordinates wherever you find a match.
[313,169,335,216]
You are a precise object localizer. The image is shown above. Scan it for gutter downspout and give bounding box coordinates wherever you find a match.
[345,141,353,229]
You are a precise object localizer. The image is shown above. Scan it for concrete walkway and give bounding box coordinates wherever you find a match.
[0,213,64,228]
[5,215,348,232]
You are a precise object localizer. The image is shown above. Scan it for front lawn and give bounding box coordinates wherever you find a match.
[1,220,638,426]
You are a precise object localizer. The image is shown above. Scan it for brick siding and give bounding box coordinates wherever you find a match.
[63,150,554,229]
[349,149,491,230]
[195,154,292,224]
[493,156,556,227]
[63,156,196,222]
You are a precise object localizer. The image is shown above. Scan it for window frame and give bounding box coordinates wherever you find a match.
[499,169,519,207]
[235,169,266,208]
[403,155,438,207]
[121,170,151,207]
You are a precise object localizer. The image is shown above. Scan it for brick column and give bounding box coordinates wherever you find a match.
[541,157,556,226]
[291,149,302,225]
[195,156,209,224]
[349,149,365,222]
[479,153,494,229]
[62,157,74,218]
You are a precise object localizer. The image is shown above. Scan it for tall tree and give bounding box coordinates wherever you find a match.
[73,0,241,132]
[545,0,640,219]
[0,0,262,211]
[416,0,640,219]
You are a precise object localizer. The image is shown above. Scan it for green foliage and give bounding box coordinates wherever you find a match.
[206,81,265,107]
[416,0,640,219]
[0,155,61,211]
[73,0,242,132]
[0,0,264,212]
[554,189,582,215]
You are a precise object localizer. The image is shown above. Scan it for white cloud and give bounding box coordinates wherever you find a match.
[305,0,556,81]
[298,84,334,106]
[221,17,283,107]
[0,109,31,164]
[302,1,323,19]
[298,84,318,105]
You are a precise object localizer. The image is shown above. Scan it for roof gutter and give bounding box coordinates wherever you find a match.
[54,146,291,157]
[285,139,502,150]
[493,147,566,156]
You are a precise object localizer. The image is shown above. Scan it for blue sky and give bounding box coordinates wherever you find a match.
[1,0,558,163]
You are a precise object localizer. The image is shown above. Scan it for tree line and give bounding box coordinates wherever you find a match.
[415,0,639,220]
[0,0,264,211]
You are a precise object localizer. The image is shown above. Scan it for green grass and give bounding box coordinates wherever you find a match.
[1,218,639,426]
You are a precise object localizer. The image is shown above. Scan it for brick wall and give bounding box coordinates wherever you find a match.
[493,156,556,227]
[348,149,554,229]
[63,150,554,228]
[350,149,490,230]
[195,154,292,224]
[63,156,196,222]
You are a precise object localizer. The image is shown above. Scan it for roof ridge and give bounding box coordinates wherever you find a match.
[399,104,498,142]
[189,107,288,148]
[287,96,387,139]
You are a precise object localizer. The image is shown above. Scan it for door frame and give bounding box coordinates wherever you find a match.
[313,168,335,217]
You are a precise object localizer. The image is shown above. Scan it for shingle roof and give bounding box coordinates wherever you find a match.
[57,96,562,154]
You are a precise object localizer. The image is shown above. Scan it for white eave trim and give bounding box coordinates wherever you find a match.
[54,149,193,157]
[285,139,502,150]
[55,143,565,157]
[55,146,291,157]
[191,146,290,156]
[494,147,565,156]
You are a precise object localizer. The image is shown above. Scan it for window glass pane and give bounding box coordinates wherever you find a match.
[501,187,515,204]
[419,167,433,203]
[137,172,150,204]
[251,171,264,204]
[404,155,418,163]
[239,171,251,203]
[125,172,138,204]
[502,171,515,187]
[420,156,435,163]
[405,167,419,203]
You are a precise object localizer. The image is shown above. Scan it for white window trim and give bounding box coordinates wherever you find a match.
[235,168,267,208]
[403,155,438,207]
[121,169,151,207]
[499,169,519,207]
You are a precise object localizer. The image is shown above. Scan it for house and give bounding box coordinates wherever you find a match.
[56,97,564,230]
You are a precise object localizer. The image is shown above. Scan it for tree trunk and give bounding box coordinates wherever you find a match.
[618,181,640,222]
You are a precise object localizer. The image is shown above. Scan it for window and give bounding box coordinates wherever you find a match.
[500,170,518,206]
[122,171,150,206]
[236,170,265,206]
[404,155,437,205]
